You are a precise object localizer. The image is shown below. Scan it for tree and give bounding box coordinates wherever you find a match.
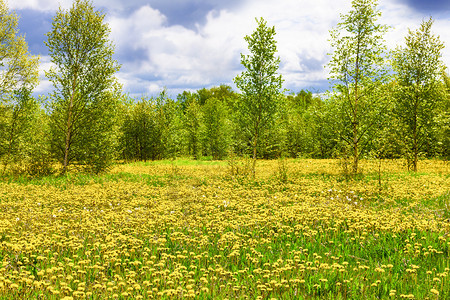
[0,88,38,173]
[120,96,159,161]
[155,91,184,159]
[284,90,323,158]
[0,0,39,97]
[328,0,389,173]
[436,71,450,160]
[184,98,203,159]
[45,0,121,173]
[233,17,283,174]
[177,85,236,160]
[392,18,445,171]
[202,97,231,160]
[0,0,40,173]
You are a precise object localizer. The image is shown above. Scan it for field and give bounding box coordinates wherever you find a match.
[0,159,449,299]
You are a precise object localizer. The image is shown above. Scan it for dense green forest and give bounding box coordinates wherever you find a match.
[0,0,448,176]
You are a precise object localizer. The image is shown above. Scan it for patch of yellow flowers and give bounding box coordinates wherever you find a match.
[0,159,448,299]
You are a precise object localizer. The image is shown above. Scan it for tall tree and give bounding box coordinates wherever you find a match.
[437,71,450,160]
[45,0,121,173]
[392,18,445,171]
[328,0,389,173]
[234,17,283,174]
[0,0,39,96]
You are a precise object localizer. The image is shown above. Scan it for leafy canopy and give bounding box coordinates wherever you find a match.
[0,0,39,97]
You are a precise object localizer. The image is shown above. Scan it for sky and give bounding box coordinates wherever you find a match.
[10,0,450,98]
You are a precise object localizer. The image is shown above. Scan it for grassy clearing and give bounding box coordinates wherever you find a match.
[0,159,449,299]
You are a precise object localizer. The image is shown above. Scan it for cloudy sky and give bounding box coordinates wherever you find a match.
[10,0,450,98]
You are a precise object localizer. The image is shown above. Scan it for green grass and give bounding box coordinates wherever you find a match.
[0,159,448,299]
[125,158,228,167]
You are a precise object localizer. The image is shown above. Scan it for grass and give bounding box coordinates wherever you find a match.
[0,158,448,299]
[124,158,228,167]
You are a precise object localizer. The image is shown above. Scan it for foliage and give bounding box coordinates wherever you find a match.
[159,94,184,159]
[435,71,450,160]
[234,17,284,174]
[22,105,54,177]
[45,0,121,174]
[284,91,324,158]
[328,0,389,174]
[0,88,52,175]
[183,97,203,160]
[0,0,39,96]
[201,97,231,160]
[120,96,161,161]
[392,18,446,171]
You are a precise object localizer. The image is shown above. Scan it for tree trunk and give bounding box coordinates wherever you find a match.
[412,95,418,172]
[62,76,77,174]
[413,127,418,172]
[252,130,258,178]
[352,34,361,174]
[353,137,359,174]
[2,107,19,175]
[62,102,73,174]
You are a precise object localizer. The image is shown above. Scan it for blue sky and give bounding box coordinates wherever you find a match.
[11,0,450,98]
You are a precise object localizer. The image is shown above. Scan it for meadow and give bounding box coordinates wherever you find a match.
[0,159,449,299]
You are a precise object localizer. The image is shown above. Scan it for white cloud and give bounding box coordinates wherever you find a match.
[34,55,54,94]
[380,0,450,51]
[104,0,354,95]
[17,0,450,97]
[9,0,72,11]
[107,6,247,93]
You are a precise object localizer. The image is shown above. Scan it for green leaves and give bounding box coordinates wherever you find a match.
[327,0,390,173]
[0,1,43,175]
[46,0,121,174]
[234,17,284,165]
[0,0,39,96]
[45,0,119,103]
[392,18,446,171]
[202,97,231,160]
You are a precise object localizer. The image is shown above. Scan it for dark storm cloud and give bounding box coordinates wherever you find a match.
[16,9,53,55]
[400,0,450,13]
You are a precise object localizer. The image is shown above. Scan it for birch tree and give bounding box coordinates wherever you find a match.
[46,0,121,173]
[0,0,39,96]
[328,0,389,173]
[234,17,283,175]
[392,18,445,171]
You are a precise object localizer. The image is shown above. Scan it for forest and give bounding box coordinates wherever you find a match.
[0,0,448,176]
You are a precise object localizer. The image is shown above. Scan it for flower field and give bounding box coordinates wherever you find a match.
[0,159,449,299]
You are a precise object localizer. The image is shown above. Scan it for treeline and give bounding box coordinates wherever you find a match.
[2,82,447,175]
[118,82,449,163]
[120,87,326,161]
[0,0,449,176]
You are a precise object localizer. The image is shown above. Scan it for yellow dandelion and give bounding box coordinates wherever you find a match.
[430,289,439,295]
